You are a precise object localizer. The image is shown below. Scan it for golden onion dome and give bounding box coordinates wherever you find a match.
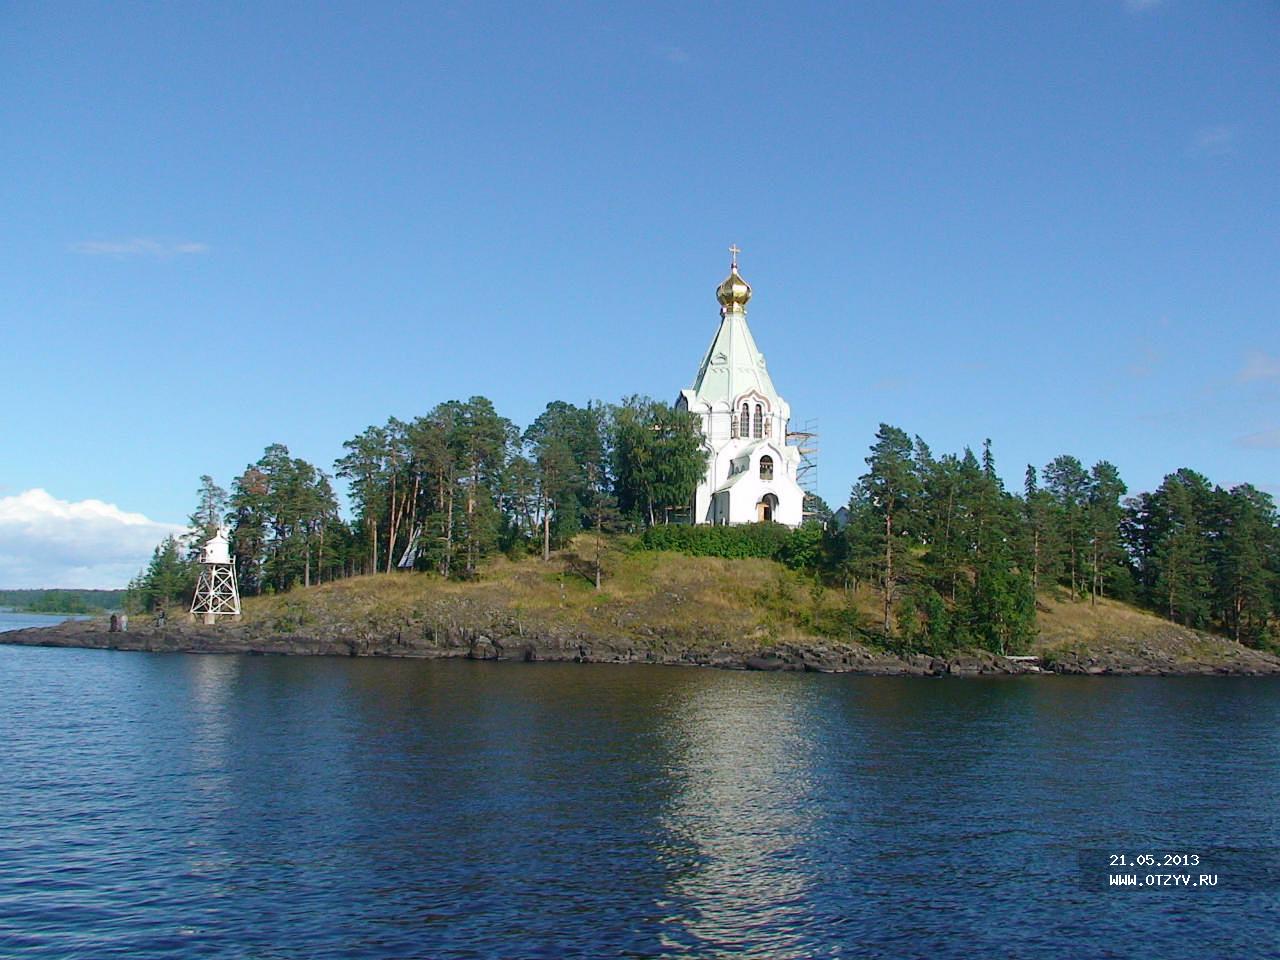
[716,249,752,311]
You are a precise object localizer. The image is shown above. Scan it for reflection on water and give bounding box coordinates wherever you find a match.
[657,676,822,956]
[0,647,1276,959]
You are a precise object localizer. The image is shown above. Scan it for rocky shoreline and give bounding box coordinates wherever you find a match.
[4,618,1279,676]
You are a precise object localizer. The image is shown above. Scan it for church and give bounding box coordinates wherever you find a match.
[676,249,806,527]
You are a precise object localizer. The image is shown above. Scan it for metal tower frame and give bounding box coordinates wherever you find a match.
[190,558,241,624]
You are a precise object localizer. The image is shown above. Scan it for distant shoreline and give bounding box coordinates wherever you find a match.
[4,618,1278,677]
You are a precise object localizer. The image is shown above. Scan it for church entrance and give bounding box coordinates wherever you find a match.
[757,493,779,523]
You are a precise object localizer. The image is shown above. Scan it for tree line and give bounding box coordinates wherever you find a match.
[832,424,1279,652]
[126,401,1278,654]
[0,589,127,614]
[128,394,708,607]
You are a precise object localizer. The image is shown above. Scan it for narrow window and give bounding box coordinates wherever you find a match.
[764,415,772,438]
[753,404,763,438]
[759,455,774,481]
[740,403,750,438]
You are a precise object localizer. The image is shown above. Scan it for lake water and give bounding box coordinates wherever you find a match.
[0,611,92,632]
[0,646,1276,958]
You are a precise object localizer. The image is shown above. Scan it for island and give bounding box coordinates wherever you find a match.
[6,544,1278,676]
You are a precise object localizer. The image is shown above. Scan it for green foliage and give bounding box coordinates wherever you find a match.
[776,522,825,570]
[125,536,196,613]
[230,444,341,594]
[609,395,708,526]
[0,589,126,614]
[150,390,1278,655]
[1125,474,1279,643]
[188,475,228,554]
[858,424,920,632]
[1208,484,1278,644]
[897,584,952,655]
[837,430,1037,653]
[952,552,1037,655]
[522,400,609,553]
[640,522,795,560]
[1043,454,1090,598]
[803,492,834,525]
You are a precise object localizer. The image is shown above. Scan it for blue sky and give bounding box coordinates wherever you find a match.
[1,1,1276,587]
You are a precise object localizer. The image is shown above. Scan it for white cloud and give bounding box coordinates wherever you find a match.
[69,238,210,259]
[1124,0,1163,12]
[1188,125,1236,157]
[0,489,186,589]
[655,44,690,63]
[1237,350,1280,383]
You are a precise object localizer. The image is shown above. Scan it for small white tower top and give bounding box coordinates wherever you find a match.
[200,527,232,565]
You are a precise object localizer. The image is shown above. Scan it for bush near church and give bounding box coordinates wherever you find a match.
[640,522,818,566]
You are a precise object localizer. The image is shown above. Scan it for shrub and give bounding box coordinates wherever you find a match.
[639,523,797,561]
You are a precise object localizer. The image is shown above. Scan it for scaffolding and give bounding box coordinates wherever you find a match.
[786,419,820,520]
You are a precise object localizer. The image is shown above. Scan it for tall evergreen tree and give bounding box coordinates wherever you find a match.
[858,423,920,633]
[126,536,196,612]
[1019,465,1059,594]
[188,475,228,550]
[1086,461,1127,605]
[230,444,339,594]
[1209,484,1277,644]
[1043,454,1090,597]
[1132,469,1214,626]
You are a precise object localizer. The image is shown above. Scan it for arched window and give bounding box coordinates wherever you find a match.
[753,404,763,438]
[759,455,774,481]
[740,403,750,438]
[764,415,772,438]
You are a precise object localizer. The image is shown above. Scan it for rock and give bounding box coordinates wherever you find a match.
[6,611,1280,677]
[947,656,985,676]
[467,638,500,660]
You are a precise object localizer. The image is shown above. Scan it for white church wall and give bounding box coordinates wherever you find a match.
[679,253,808,529]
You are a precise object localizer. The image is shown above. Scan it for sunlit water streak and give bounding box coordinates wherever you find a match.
[0,646,1276,958]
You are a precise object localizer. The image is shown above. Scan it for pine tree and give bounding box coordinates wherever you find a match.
[859,424,920,634]
[188,475,228,552]
[1144,470,1213,626]
[1086,461,1127,605]
[1210,484,1277,644]
[230,444,339,594]
[1043,455,1090,598]
[126,536,196,612]
[1020,465,1054,594]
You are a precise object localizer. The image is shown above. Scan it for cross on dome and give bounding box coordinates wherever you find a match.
[716,244,751,312]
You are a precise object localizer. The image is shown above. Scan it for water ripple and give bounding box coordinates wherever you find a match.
[0,648,1277,958]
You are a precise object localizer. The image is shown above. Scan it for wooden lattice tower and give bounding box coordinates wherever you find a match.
[190,527,241,624]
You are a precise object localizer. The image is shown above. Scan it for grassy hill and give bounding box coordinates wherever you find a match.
[241,536,860,653]
[9,537,1274,674]
[227,536,1278,675]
